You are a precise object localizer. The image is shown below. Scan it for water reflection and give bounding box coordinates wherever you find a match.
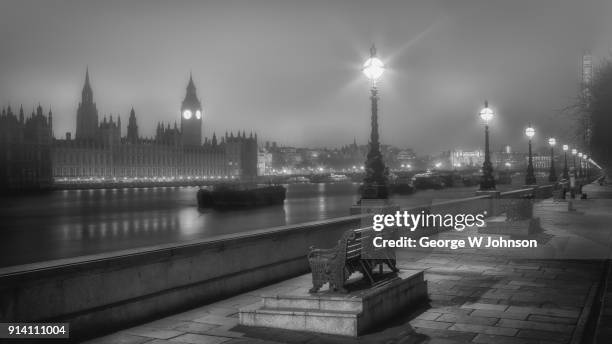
[0,182,487,268]
[0,183,360,267]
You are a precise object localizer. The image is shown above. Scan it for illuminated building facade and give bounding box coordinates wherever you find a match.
[51,71,258,182]
[449,149,484,168]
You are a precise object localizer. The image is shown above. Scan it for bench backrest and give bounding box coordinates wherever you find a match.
[344,230,362,260]
[341,227,397,261]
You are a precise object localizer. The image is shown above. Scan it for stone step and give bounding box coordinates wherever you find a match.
[239,304,362,337]
[262,293,364,313]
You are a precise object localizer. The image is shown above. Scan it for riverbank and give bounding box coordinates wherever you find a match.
[85,184,611,343]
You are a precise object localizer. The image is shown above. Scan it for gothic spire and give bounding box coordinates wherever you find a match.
[82,67,94,104]
[188,72,195,90]
[49,108,53,136]
[182,72,201,111]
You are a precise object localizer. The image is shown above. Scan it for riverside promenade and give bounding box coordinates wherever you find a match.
[86,182,612,344]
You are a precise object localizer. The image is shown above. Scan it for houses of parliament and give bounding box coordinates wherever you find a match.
[0,70,258,192]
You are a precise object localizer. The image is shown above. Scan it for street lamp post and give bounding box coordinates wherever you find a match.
[572,148,577,176]
[548,138,557,182]
[525,125,536,185]
[578,152,583,178]
[584,154,589,179]
[562,144,569,179]
[479,101,495,190]
[360,44,388,200]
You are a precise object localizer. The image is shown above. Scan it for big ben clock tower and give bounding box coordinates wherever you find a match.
[180,74,203,146]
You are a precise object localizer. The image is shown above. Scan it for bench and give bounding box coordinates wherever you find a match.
[307,227,398,293]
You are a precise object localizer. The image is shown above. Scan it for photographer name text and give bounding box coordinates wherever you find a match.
[373,236,538,249]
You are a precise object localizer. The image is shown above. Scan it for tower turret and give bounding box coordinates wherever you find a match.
[180,73,203,146]
[75,67,99,140]
[48,109,53,137]
[127,107,138,143]
[19,105,24,124]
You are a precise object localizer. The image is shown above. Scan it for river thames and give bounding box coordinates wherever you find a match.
[0,182,498,267]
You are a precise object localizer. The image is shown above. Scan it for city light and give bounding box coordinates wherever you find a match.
[479,100,495,190]
[479,103,494,123]
[562,144,569,179]
[525,124,536,185]
[362,48,385,82]
[548,137,557,182]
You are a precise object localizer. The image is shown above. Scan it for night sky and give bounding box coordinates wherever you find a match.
[1,0,610,154]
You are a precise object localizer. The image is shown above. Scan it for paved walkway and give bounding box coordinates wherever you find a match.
[87,184,612,344]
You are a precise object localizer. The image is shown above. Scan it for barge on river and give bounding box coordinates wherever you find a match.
[197,184,286,208]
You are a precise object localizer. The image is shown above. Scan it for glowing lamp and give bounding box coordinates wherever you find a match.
[479,102,494,123]
[563,144,568,151]
[525,126,535,139]
[362,45,384,81]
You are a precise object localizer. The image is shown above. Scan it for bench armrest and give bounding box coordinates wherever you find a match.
[308,246,338,260]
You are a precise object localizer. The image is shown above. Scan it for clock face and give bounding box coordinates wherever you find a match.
[182,109,192,119]
[195,110,202,119]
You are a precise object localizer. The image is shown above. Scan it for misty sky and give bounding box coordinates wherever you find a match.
[1,0,611,154]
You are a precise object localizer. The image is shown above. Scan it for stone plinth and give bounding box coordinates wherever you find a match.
[479,215,541,236]
[239,270,427,337]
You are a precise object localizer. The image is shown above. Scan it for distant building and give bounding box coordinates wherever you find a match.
[0,105,53,192]
[489,145,525,170]
[582,52,593,150]
[531,154,553,172]
[3,70,259,190]
[449,149,484,168]
[257,148,273,175]
[396,149,416,168]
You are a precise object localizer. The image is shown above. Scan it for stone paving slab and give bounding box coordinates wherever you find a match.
[85,195,610,344]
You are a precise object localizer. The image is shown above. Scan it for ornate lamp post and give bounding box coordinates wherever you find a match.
[571,148,577,175]
[360,44,388,199]
[562,144,569,179]
[578,152,583,178]
[479,101,495,190]
[525,125,536,185]
[548,138,557,182]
